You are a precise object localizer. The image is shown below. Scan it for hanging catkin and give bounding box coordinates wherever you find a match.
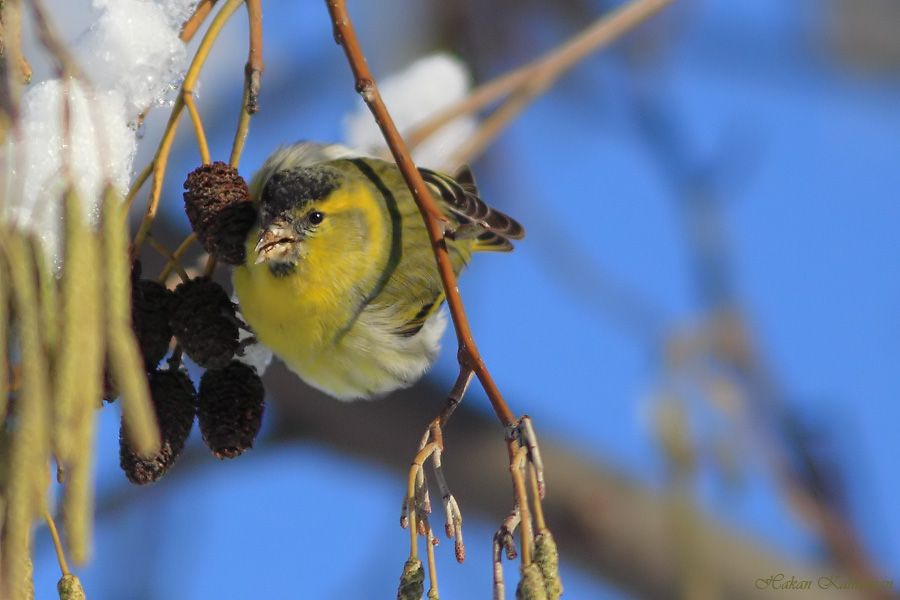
[2,233,52,600]
[54,189,105,564]
[101,186,160,458]
[0,250,9,423]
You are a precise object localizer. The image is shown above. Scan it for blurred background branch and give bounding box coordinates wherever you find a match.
[10,0,898,597]
[91,356,867,600]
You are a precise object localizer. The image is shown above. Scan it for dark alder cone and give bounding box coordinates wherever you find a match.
[120,369,196,485]
[198,361,265,459]
[169,277,239,369]
[132,278,174,368]
[183,161,257,265]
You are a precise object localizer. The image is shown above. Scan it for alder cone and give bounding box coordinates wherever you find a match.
[183,161,257,265]
[120,369,196,485]
[198,361,265,459]
[132,278,174,369]
[169,277,239,369]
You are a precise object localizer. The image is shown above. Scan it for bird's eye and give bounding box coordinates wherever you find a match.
[308,211,325,225]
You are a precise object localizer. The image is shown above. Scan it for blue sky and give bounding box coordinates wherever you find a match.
[32,0,900,597]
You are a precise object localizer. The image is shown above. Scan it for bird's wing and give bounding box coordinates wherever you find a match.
[394,293,445,338]
[418,168,525,247]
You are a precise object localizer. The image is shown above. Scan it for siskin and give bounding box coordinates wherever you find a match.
[233,143,524,400]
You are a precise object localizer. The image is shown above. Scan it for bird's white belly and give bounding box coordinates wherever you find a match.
[280,308,447,401]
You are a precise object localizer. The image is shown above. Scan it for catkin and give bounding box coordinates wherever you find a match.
[533,531,562,600]
[101,186,160,457]
[516,563,549,600]
[22,556,35,600]
[0,251,9,421]
[54,190,99,458]
[57,574,86,600]
[397,558,425,600]
[34,236,59,353]
[61,452,96,566]
[2,233,52,600]
[55,189,104,564]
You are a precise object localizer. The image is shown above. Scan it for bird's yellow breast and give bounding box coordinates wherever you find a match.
[232,181,386,370]
[230,154,512,400]
[233,260,332,354]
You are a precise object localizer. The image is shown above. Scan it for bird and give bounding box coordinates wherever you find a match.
[232,143,524,400]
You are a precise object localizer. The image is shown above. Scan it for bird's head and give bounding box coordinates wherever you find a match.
[250,164,373,279]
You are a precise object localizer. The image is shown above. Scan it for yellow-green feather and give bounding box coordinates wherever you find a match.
[233,152,510,399]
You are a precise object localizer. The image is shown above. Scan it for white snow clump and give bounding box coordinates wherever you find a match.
[3,0,192,269]
[76,0,190,113]
[343,53,476,171]
[6,80,134,266]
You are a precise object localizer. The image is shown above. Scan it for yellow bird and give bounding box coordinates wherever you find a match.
[232,143,524,400]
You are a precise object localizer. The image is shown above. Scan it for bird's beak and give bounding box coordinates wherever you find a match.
[254,221,298,264]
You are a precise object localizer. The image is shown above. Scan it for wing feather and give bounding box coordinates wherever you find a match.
[419,168,525,241]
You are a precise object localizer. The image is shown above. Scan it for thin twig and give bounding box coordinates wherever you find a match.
[527,463,546,533]
[202,253,217,277]
[133,0,219,132]
[227,0,263,168]
[445,88,530,170]
[437,367,472,428]
[131,0,245,253]
[229,71,253,168]
[325,0,516,430]
[43,508,70,576]
[1,1,30,87]
[157,232,197,283]
[425,524,440,599]
[130,96,184,252]
[0,0,27,212]
[407,0,673,166]
[432,447,464,560]
[183,91,211,164]
[510,445,533,565]
[244,0,263,114]
[125,161,154,210]
[180,0,218,42]
[492,509,521,599]
[518,416,545,499]
[407,441,440,559]
[147,235,190,283]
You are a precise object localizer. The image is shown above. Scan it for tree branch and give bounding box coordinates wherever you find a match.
[324,0,515,428]
[92,362,867,600]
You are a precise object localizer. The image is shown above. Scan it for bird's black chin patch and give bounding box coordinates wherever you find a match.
[267,261,297,278]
